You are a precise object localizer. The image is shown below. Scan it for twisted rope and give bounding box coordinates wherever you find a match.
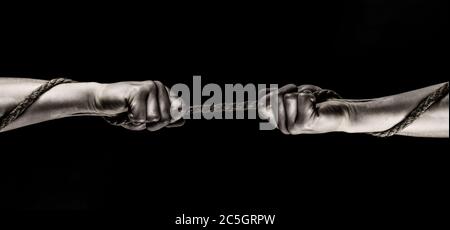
[0,78,75,131]
[371,82,449,137]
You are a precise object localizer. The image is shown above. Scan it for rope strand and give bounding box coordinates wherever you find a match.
[0,78,75,131]
[370,82,449,137]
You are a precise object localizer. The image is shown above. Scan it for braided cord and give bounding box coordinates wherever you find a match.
[0,78,74,131]
[371,82,449,137]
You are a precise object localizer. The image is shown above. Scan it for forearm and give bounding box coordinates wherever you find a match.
[340,82,449,137]
[0,78,101,132]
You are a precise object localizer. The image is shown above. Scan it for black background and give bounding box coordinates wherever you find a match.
[0,1,448,228]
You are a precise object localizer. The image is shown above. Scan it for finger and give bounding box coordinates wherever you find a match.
[120,122,147,131]
[273,84,297,134]
[169,97,186,122]
[259,84,297,121]
[167,119,185,128]
[284,93,298,133]
[279,84,298,94]
[297,84,322,94]
[264,84,298,107]
[268,84,297,103]
[155,81,171,123]
[314,89,342,103]
[276,94,289,134]
[145,81,171,132]
[296,92,316,131]
[270,84,297,108]
[167,85,179,97]
[128,85,148,123]
[257,89,278,128]
[146,120,170,131]
[258,87,272,120]
[146,81,160,123]
[166,85,188,122]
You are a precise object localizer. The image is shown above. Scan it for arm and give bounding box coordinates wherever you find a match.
[342,83,449,137]
[259,82,449,138]
[0,78,184,132]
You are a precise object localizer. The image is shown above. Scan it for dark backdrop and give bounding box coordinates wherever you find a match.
[0,1,448,228]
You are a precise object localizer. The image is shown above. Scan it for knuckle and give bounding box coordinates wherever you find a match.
[148,114,160,122]
[298,84,321,92]
[146,81,156,91]
[284,93,297,100]
[285,83,297,88]
[154,80,163,88]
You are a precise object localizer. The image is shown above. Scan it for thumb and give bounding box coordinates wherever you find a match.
[124,89,148,130]
[169,96,186,122]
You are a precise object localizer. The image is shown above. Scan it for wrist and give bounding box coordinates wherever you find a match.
[84,82,108,116]
[329,100,355,133]
[338,98,397,133]
[89,82,129,116]
[313,99,356,133]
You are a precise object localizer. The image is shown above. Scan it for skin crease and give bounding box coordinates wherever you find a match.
[259,82,449,138]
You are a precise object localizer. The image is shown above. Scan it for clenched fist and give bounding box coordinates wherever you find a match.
[93,81,185,131]
[258,84,349,135]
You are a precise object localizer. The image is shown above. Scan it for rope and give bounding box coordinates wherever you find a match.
[0,78,75,131]
[370,82,449,137]
[104,88,342,126]
[0,78,447,137]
